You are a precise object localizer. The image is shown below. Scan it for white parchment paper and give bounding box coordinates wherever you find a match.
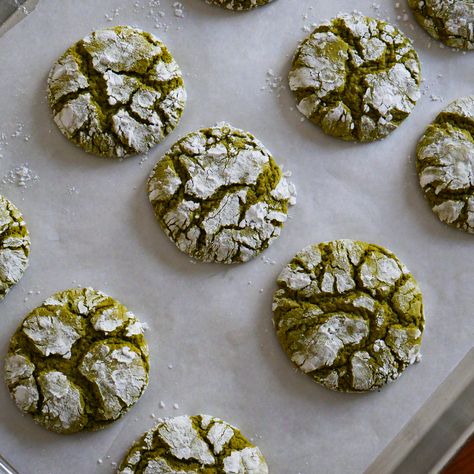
[0,1,472,473]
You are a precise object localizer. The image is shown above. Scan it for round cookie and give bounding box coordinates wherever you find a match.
[47,26,186,158]
[148,123,296,264]
[4,288,149,433]
[206,0,273,11]
[273,240,424,392]
[408,0,474,50]
[289,13,421,142]
[118,415,269,473]
[0,195,30,301]
[416,96,474,233]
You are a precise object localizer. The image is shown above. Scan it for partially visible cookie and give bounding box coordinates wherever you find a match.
[416,96,474,233]
[273,240,424,392]
[0,195,30,301]
[118,415,269,473]
[408,0,474,50]
[48,26,186,158]
[206,0,273,11]
[4,288,149,433]
[289,13,421,142]
[148,123,296,264]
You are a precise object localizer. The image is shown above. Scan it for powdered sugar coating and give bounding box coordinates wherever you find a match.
[273,240,424,392]
[408,0,474,50]
[4,288,149,433]
[223,447,268,473]
[148,123,296,264]
[417,96,474,233]
[206,0,274,11]
[118,415,268,473]
[47,26,186,158]
[289,13,421,142]
[0,195,30,300]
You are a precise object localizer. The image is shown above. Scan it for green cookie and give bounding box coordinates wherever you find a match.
[118,415,268,473]
[4,288,149,433]
[289,13,421,142]
[148,123,296,264]
[416,96,474,233]
[273,240,424,392]
[206,0,273,11]
[47,26,186,158]
[408,0,474,50]
[0,195,30,301]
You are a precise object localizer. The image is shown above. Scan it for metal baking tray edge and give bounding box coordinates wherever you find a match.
[366,347,474,474]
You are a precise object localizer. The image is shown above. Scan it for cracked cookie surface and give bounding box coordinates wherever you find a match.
[206,0,273,11]
[0,195,30,301]
[416,96,474,233]
[47,26,186,158]
[408,0,474,50]
[289,13,421,142]
[4,288,149,433]
[148,123,296,264]
[118,415,268,473]
[273,240,424,392]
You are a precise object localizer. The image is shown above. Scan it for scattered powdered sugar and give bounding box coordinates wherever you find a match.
[1,163,38,188]
[261,69,285,97]
[173,2,184,18]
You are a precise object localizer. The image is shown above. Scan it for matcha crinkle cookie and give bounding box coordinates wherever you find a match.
[206,0,273,11]
[118,415,268,473]
[417,96,474,233]
[4,288,149,433]
[289,13,421,141]
[408,0,474,50]
[47,26,186,158]
[148,123,296,264]
[0,195,30,301]
[273,240,424,392]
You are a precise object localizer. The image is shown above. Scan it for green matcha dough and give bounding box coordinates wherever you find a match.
[206,0,273,10]
[148,123,296,264]
[289,13,421,142]
[118,415,269,473]
[273,240,424,392]
[408,0,474,50]
[47,26,186,158]
[4,288,149,433]
[0,195,30,301]
[416,96,474,233]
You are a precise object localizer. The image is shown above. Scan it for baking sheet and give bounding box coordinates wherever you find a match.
[0,1,472,473]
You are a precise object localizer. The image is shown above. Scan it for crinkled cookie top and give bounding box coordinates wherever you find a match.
[47,26,186,158]
[4,288,149,433]
[148,123,296,264]
[206,0,273,11]
[417,95,474,233]
[273,240,424,392]
[289,13,421,142]
[0,195,30,301]
[408,0,474,50]
[118,415,269,473]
